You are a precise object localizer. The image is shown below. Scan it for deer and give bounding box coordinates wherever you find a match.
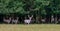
[51,15,54,23]
[12,17,19,24]
[3,17,11,24]
[42,18,46,23]
[24,15,33,24]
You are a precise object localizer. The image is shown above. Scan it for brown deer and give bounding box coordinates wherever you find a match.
[24,15,33,24]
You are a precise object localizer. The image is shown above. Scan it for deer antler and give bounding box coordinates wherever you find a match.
[28,15,33,18]
[31,15,33,17]
[28,15,30,18]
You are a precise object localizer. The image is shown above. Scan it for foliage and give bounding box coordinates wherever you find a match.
[0,0,60,16]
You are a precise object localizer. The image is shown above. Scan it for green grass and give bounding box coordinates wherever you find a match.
[0,24,60,31]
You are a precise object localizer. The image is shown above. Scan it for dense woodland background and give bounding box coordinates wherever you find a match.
[0,0,60,24]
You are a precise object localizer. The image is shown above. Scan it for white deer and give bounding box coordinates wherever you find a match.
[51,15,54,23]
[3,17,11,24]
[12,17,19,24]
[24,15,33,24]
[41,18,46,23]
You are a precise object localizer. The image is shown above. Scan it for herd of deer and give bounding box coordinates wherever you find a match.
[3,15,33,24]
[3,15,59,24]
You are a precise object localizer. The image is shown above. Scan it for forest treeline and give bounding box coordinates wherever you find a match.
[0,0,60,24]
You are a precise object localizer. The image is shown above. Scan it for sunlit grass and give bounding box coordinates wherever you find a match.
[0,24,60,31]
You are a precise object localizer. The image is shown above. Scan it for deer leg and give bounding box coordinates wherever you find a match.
[28,23,29,24]
[14,20,17,24]
[7,21,10,24]
[12,21,13,24]
[15,22,17,24]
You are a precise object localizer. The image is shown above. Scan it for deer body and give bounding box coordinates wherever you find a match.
[12,17,19,24]
[24,19,31,24]
[3,17,11,24]
[24,15,33,24]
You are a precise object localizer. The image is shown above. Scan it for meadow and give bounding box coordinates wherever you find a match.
[0,24,60,31]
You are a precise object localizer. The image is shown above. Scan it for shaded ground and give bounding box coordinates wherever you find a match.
[0,24,60,31]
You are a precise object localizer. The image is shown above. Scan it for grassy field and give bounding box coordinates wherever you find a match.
[0,24,60,31]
